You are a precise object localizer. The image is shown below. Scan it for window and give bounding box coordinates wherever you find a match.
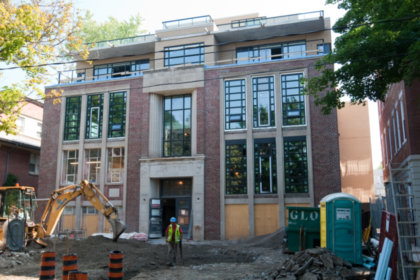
[108,92,126,138]
[388,125,393,157]
[225,140,247,195]
[400,100,406,142]
[392,113,398,152]
[317,43,331,55]
[29,153,40,175]
[225,79,246,130]
[284,137,308,193]
[86,94,103,139]
[395,107,402,149]
[36,122,42,138]
[163,95,191,157]
[231,17,267,28]
[93,60,149,80]
[236,41,306,64]
[281,73,305,126]
[164,43,204,66]
[16,117,25,132]
[63,96,81,141]
[82,206,98,214]
[254,139,277,194]
[62,150,78,184]
[107,147,125,183]
[253,76,275,127]
[84,149,101,184]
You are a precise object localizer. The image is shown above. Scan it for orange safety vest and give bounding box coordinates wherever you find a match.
[167,224,181,243]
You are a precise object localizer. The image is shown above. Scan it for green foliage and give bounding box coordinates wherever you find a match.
[306,0,420,114]
[4,173,19,186]
[80,11,144,44]
[0,0,87,134]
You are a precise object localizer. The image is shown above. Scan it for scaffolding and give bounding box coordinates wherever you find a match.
[387,164,420,280]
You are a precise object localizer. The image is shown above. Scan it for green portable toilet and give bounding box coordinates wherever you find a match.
[320,193,362,264]
[286,206,320,252]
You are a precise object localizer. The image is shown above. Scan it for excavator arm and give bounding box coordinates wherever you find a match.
[34,180,126,245]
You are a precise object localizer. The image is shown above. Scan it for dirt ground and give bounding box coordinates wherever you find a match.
[0,230,289,280]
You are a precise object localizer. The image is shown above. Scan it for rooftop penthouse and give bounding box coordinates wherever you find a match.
[57,10,330,85]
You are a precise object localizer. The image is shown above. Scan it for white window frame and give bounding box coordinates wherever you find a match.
[107,147,125,183]
[29,153,40,175]
[400,99,407,143]
[84,149,101,184]
[62,150,78,184]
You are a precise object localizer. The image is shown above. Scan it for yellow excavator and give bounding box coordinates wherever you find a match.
[0,180,126,250]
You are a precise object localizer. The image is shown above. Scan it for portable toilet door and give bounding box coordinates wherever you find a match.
[320,193,362,265]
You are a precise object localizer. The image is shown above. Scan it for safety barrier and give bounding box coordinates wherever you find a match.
[63,254,78,280]
[108,250,123,280]
[39,251,56,280]
[69,271,88,280]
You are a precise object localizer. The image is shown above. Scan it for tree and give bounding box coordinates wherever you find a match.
[80,11,144,44]
[0,0,87,134]
[306,0,420,114]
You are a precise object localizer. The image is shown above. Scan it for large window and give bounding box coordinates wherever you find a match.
[86,94,103,139]
[93,60,149,80]
[284,137,308,193]
[225,79,246,130]
[281,73,305,126]
[29,153,40,175]
[163,95,191,157]
[62,150,78,184]
[107,147,125,183]
[108,92,127,138]
[253,76,275,127]
[225,140,247,195]
[254,139,277,194]
[236,41,306,64]
[63,96,81,140]
[84,149,101,184]
[164,43,204,66]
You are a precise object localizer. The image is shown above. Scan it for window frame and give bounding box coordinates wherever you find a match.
[62,150,79,184]
[84,149,101,184]
[107,147,125,184]
[164,43,204,67]
[63,96,81,141]
[163,95,192,157]
[236,41,306,64]
[108,92,127,138]
[29,153,40,175]
[225,140,247,195]
[281,73,306,126]
[93,59,150,80]
[86,94,104,139]
[225,79,246,130]
[254,138,277,194]
[284,136,308,194]
[252,76,275,128]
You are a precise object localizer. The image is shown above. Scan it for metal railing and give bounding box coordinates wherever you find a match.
[217,10,324,31]
[57,44,327,85]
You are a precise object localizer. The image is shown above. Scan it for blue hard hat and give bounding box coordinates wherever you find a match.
[170,217,176,222]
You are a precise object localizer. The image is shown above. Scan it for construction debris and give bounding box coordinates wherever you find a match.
[266,248,364,280]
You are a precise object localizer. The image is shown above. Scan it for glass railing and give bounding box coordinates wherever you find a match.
[162,15,213,29]
[87,34,156,49]
[217,11,324,31]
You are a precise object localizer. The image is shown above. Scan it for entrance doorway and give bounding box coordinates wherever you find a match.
[160,178,192,238]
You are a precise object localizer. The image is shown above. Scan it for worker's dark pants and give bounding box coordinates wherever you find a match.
[167,241,178,265]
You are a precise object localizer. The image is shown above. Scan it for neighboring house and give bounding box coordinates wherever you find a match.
[378,80,420,279]
[337,103,375,203]
[39,11,341,240]
[0,97,43,188]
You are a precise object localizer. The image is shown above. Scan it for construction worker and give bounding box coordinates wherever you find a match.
[165,217,183,266]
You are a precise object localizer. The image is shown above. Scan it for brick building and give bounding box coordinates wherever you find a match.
[39,11,341,240]
[0,98,43,188]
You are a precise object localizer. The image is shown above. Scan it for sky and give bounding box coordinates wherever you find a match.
[1,0,382,168]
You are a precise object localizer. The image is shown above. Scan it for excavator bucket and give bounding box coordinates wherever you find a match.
[109,218,126,242]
